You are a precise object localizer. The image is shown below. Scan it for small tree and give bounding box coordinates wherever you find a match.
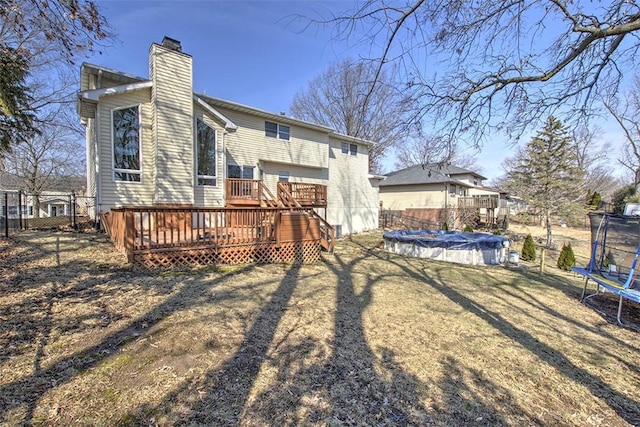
[441,221,449,231]
[521,234,536,261]
[557,243,576,271]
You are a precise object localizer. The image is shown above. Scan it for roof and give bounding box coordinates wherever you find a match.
[80,63,148,90]
[79,59,373,148]
[380,164,485,187]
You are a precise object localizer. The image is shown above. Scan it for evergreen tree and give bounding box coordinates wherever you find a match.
[587,191,602,209]
[557,243,576,271]
[521,234,536,261]
[505,117,585,247]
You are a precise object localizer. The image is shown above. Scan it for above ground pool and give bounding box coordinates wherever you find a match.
[383,229,510,266]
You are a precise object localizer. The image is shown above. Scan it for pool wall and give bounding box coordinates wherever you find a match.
[383,230,510,266]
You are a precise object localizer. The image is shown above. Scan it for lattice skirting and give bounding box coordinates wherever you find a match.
[133,241,322,269]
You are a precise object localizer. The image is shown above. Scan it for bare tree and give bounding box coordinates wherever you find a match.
[304,1,640,148]
[572,125,619,201]
[1,107,84,216]
[603,77,640,195]
[393,134,452,170]
[290,58,413,172]
[0,0,111,153]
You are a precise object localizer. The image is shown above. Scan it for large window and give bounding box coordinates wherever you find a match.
[227,164,254,179]
[112,106,141,182]
[196,119,217,186]
[265,121,290,140]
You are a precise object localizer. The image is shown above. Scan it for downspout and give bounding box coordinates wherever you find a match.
[94,70,102,229]
[222,131,227,207]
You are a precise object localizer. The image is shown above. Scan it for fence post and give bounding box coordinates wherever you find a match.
[18,190,23,230]
[4,193,8,238]
[71,191,77,230]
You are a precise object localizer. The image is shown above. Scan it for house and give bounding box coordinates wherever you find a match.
[379,164,506,228]
[76,37,380,266]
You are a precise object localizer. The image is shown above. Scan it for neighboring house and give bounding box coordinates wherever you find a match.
[379,164,505,227]
[0,173,87,219]
[76,37,379,236]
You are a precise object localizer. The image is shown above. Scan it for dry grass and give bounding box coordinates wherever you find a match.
[1,227,639,426]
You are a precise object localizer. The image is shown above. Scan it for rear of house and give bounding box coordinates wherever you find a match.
[77,37,379,238]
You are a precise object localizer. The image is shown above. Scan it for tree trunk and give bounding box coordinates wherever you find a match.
[545,208,553,247]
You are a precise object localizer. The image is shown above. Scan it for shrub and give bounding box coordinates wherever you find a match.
[521,234,536,261]
[557,242,576,271]
[492,229,502,235]
[442,221,449,231]
[463,224,473,232]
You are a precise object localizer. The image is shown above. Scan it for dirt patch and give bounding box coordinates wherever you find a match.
[1,229,639,426]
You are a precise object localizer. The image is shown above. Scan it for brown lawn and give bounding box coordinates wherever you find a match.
[0,226,639,426]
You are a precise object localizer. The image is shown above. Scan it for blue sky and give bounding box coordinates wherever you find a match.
[85,0,625,181]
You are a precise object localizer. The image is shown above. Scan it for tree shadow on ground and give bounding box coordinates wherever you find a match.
[370,248,640,425]
[120,250,434,425]
[0,242,260,426]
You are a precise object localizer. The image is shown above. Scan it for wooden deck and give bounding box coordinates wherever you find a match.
[226,179,327,208]
[102,206,334,268]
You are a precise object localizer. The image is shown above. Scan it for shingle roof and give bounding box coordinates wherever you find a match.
[380,163,486,187]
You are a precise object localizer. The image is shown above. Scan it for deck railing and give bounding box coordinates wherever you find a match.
[225,179,327,207]
[279,182,327,206]
[458,196,498,209]
[103,205,331,263]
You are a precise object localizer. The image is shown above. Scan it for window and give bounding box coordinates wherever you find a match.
[227,164,254,179]
[449,185,457,196]
[341,142,357,155]
[265,121,290,140]
[278,171,290,182]
[196,119,217,186]
[112,106,141,182]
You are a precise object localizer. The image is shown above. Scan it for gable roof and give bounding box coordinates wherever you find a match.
[380,164,485,187]
[80,63,148,90]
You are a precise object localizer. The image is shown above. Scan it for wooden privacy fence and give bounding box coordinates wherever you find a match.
[101,206,332,268]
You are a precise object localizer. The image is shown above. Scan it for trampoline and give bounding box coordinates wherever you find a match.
[383,229,510,266]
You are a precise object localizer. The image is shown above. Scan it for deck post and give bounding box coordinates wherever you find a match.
[124,209,135,263]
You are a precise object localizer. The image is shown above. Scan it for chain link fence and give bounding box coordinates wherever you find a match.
[1,191,95,237]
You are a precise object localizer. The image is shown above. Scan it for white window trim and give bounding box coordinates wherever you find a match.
[265,121,290,141]
[111,104,142,183]
[195,118,218,186]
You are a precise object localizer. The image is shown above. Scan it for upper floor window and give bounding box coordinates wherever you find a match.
[196,118,217,186]
[341,142,357,156]
[265,121,290,140]
[112,105,141,182]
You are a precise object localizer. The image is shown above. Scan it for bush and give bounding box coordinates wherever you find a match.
[492,229,502,235]
[463,224,473,232]
[557,242,576,271]
[442,221,449,231]
[521,234,536,261]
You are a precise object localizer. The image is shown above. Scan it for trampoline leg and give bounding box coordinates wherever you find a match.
[616,296,624,325]
[580,278,590,300]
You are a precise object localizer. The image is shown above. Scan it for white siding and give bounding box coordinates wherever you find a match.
[218,107,330,170]
[97,90,154,211]
[150,43,194,205]
[261,162,327,196]
[327,137,379,235]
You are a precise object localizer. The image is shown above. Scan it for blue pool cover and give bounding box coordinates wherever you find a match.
[383,229,509,250]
